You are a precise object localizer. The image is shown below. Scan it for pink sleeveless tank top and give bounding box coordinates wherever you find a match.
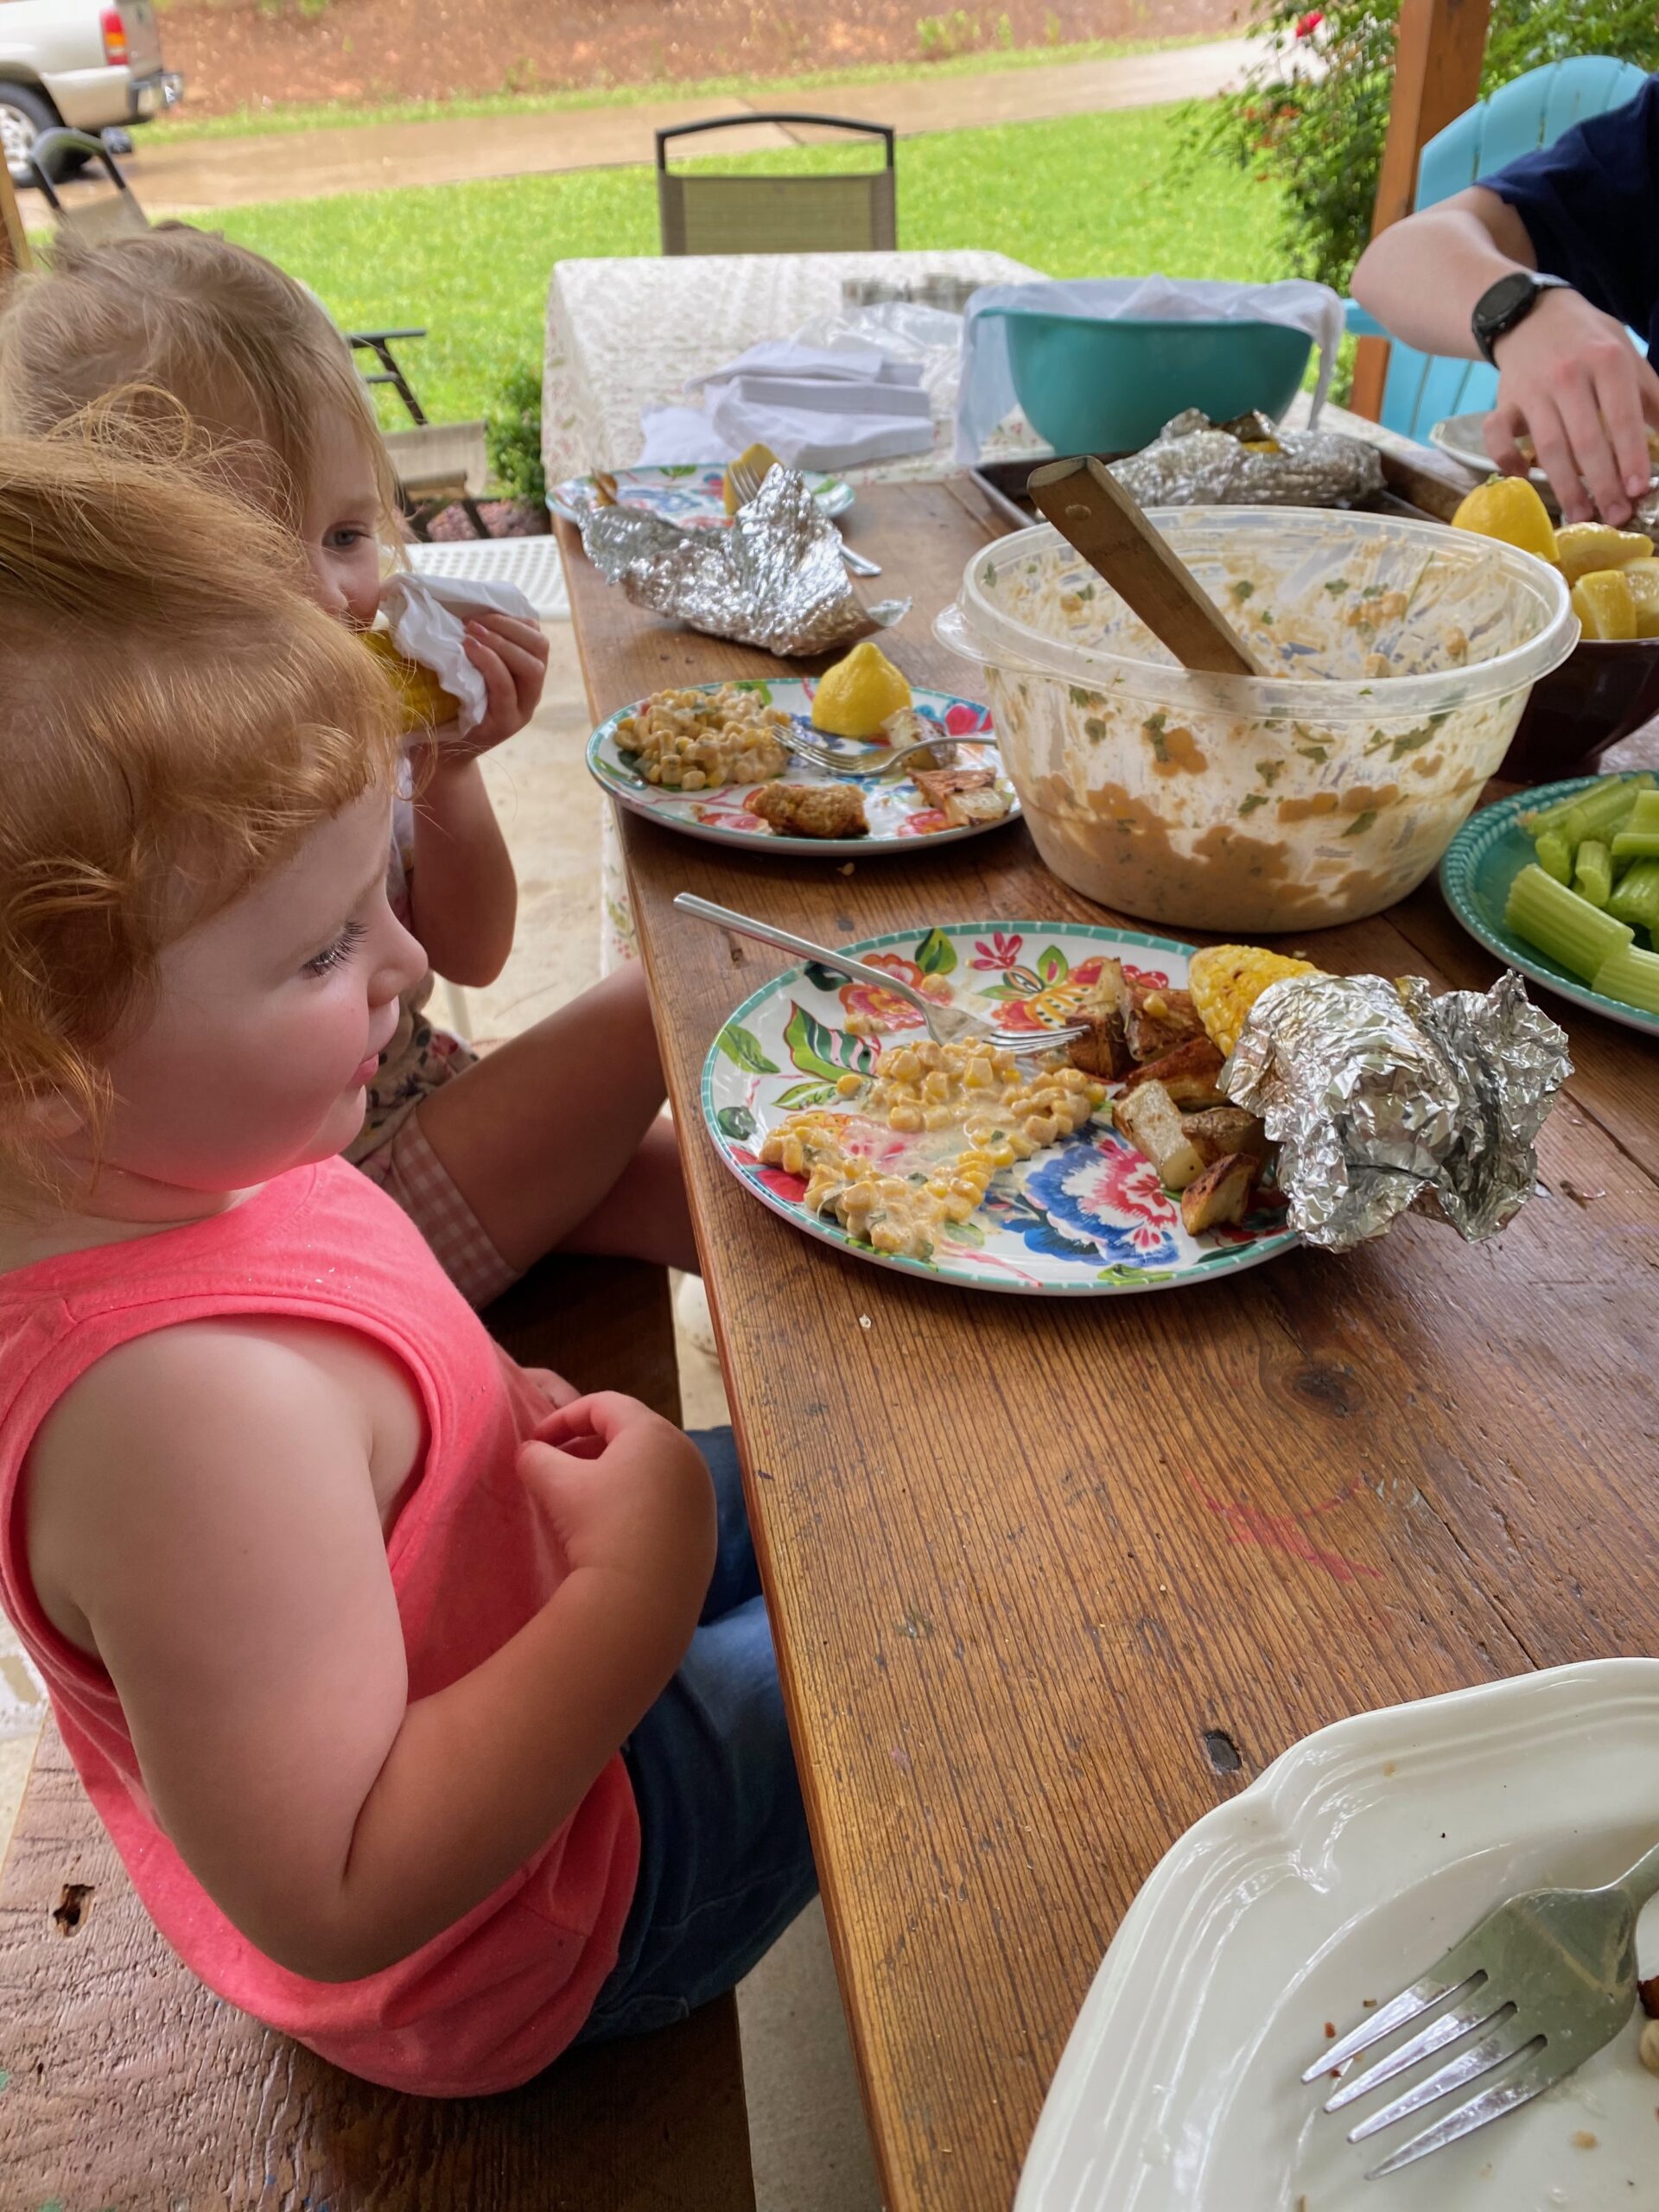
[0,1157,639,2096]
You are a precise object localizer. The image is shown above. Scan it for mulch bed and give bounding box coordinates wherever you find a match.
[156,0,1238,121]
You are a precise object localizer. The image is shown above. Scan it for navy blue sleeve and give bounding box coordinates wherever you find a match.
[1484,73,1659,336]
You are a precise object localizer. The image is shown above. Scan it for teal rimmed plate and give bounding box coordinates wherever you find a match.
[701,919,1301,1296]
[588,679,1019,858]
[549,463,853,530]
[1439,775,1659,1039]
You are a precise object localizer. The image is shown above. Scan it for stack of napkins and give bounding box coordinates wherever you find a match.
[638,340,937,472]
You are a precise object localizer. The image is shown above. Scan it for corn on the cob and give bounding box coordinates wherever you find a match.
[362,630,460,733]
[1188,944,1319,1056]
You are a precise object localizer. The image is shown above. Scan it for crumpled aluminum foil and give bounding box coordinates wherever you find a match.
[577,465,910,657]
[1224,969,1570,1251]
[1111,407,1386,510]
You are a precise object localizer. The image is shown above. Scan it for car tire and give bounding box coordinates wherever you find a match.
[0,84,86,185]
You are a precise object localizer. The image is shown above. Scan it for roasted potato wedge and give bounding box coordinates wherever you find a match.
[1179,1106,1268,1166]
[1066,1004,1133,1081]
[1179,1152,1259,1234]
[1115,1078,1205,1192]
[1125,980,1207,1062]
[1118,1035,1226,1109]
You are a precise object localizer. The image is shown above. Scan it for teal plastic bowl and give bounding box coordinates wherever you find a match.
[992,310,1314,454]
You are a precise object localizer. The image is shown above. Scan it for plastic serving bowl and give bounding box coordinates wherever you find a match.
[937,508,1577,935]
[987,309,1313,454]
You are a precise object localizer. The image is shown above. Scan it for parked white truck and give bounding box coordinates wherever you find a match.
[0,0,181,181]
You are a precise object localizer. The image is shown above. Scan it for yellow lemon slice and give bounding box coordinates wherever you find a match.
[1572,569,1638,640]
[1554,521,1655,582]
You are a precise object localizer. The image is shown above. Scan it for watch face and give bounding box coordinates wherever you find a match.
[1474,271,1546,362]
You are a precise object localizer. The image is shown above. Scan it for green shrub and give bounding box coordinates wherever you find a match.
[485,363,546,506]
[1197,0,1659,297]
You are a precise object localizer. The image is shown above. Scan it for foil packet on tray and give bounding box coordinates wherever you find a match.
[577,464,910,658]
[1111,407,1385,510]
[1224,969,1570,1251]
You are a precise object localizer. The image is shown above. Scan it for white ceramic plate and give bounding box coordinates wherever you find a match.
[1019,1657,1659,2211]
[587,679,1020,858]
[701,919,1299,1295]
[1431,410,1659,505]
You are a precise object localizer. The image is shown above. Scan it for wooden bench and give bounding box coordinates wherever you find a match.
[0,1254,758,2212]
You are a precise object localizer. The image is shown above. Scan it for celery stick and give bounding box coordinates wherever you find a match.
[1522,772,1651,838]
[1573,838,1612,908]
[1610,830,1659,861]
[1504,863,1634,982]
[1565,785,1646,848]
[1535,828,1573,883]
[1629,788,1659,835]
[1592,942,1659,1015]
[1607,855,1659,934]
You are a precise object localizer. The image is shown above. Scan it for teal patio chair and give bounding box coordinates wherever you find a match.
[1346,55,1649,438]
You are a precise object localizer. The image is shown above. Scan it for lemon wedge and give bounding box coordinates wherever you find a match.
[1450,476,1559,566]
[810,641,912,740]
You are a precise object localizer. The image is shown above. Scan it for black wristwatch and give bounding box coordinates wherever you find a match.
[1471,270,1574,365]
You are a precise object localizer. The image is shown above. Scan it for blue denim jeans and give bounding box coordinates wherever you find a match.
[575,1427,819,2042]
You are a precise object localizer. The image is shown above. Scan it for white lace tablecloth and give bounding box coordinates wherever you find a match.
[544,249,1050,969]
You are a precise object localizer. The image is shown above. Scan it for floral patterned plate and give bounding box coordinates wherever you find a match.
[549,464,854,530]
[701,920,1301,1295]
[587,680,1020,858]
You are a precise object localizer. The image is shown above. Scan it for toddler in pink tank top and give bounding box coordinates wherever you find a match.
[0,435,814,2094]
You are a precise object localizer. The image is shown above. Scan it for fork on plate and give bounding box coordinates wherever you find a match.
[674,893,1088,1055]
[781,727,996,781]
[1306,1837,1659,2177]
[725,455,882,576]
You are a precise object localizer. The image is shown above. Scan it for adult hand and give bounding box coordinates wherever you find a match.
[1484,288,1659,525]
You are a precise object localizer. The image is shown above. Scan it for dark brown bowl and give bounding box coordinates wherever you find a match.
[1502,635,1659,782]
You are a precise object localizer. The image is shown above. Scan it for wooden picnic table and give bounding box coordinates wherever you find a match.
[555,478,1659,2212]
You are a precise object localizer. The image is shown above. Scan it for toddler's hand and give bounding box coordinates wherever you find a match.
[435,612,549,762]
[519,1392,715,1593]
[522,1365,582,1409]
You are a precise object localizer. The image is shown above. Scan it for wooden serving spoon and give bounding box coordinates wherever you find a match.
[1027,454,1263,678]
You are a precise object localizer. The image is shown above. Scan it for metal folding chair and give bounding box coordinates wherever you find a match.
[26,130,149,245]
[655,113,896,257]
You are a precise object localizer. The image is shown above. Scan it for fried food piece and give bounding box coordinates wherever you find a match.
[748,782,870,840]
[1187,944,1319,1057]
[1115,1078,1205,1191]
[1180,1106,1268,1166]
[1118,1035,1227,1109]
[909,765,1012,830]
[362,631,460,733]
[1179,1152,1259,1235]
[1124,979,1206,1063]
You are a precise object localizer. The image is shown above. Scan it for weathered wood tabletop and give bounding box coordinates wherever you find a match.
[556,483,1659,2212]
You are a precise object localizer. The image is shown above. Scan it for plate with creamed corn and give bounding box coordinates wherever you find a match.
[701,920,1302,1294]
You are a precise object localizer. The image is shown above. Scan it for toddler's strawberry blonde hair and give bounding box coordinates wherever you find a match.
[0,429,403,1195]
[0,226,402,538]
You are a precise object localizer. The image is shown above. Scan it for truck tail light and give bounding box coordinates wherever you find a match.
[100,8,130,65]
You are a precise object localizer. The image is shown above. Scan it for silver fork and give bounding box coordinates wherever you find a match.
[781,728,995,780]
[726,456,882,576]
[674,893,1088,1054]
[1305,1837,1659,2178]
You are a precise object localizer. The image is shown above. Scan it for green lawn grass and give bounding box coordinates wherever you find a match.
[206,101,1281,431]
